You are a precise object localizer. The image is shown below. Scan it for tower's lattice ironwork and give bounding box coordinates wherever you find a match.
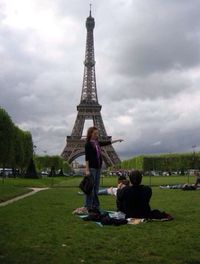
[61,10,121,166]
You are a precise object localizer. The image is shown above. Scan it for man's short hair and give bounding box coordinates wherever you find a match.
[129,170,142,185]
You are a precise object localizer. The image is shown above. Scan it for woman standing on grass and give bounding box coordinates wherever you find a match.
[85,126,123,210]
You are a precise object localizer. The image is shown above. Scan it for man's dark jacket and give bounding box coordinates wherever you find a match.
[117,185,152,218]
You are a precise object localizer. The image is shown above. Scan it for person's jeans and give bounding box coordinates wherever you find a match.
[98,188,108,195]
[85,168,101,209]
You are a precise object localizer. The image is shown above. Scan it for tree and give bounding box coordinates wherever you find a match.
[34,155,72,175]
[0,107,34,175]
[22,132,33,168]
[0,107,14,168]
[25,158,38,178]
[13,126,24,169]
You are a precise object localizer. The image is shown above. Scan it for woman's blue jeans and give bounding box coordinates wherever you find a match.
[85,168,101,209]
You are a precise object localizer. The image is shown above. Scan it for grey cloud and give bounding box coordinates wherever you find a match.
[30,125,68,155]
[96,0,200,76]
[1,0,200,160]
[99,69,191,102]
[94,1,200,103]
[118,125,200,160]
[0,19,82,125]
[113,114,200,159]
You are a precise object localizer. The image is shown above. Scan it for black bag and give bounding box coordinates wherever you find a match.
[79,176,94,195]
[83,208,101,221]
[149,209,173,220]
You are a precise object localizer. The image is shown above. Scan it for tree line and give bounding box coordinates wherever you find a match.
[0,107,33,174]
[0,107,71,178]
[34,155,71,175]
[119,153,200,173]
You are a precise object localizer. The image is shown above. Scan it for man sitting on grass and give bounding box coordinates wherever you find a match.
[117,170,152,218]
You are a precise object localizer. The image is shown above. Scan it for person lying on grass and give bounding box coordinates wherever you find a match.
[98,175,130,196]
[78,175,129,196]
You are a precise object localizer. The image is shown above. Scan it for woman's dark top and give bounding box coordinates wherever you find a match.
[117,185,152,218]
[85,140,111,169]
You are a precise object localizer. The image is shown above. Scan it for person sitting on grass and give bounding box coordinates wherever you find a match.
[117,170,152,218]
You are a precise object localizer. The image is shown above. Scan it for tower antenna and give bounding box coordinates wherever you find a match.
[89,3,92,16]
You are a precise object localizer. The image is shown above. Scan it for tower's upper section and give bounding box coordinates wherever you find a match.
[86,9,95,30]
[79,8,99,105]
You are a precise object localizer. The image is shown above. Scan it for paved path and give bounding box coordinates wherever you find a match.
[0,187,49,207]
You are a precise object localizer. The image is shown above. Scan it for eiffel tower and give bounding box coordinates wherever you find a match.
[61,8,121,167]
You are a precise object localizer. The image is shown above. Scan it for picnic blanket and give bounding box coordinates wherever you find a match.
[73,207,173,227]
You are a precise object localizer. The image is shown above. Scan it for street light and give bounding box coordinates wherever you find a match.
[188,145,197,183]
[33,145,37,156]
[192,145,196,169]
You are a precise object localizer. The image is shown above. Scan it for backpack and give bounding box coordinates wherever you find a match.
[83,209,128,225]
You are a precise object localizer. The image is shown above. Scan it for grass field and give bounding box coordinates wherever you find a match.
[0,176,200,264]
[0,174,196,188]
[0,175,196,202]
[0,186,32,203]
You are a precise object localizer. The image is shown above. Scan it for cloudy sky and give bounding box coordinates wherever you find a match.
[1,0,200,160]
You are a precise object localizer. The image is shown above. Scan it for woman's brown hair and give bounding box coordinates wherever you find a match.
[86,126,98,141]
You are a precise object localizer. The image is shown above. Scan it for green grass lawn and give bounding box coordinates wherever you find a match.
[0,179,200,264]
[0,186,32,203]
[0,175,196,203]
[0,177,63,188]
[1,175,196,188]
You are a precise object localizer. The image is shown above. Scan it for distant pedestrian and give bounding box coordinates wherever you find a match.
[194,172,200,187]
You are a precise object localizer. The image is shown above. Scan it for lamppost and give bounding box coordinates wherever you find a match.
[33,145,37,156]
[149,158,154,187]
[188,145,197,183]
[192,145,196,169]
